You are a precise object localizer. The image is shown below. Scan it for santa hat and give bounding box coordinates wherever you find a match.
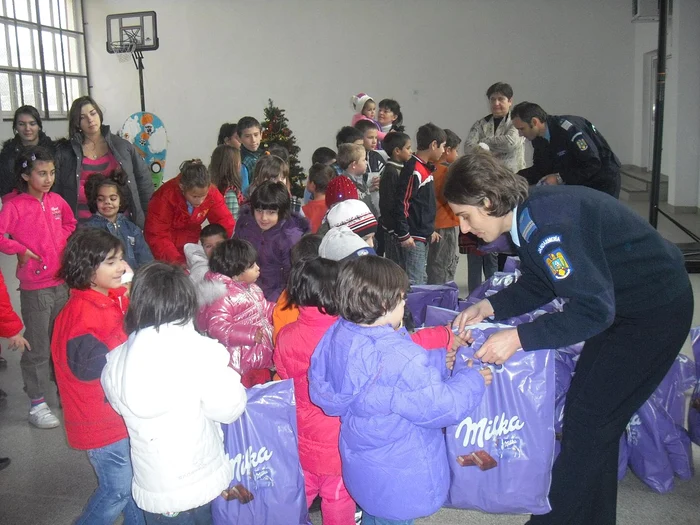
[325,175,359,208]
[351,93,374,113]
[327,199,378,239]
[320,226,376,261]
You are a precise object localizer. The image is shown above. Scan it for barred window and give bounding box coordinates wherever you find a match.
[0,0,88,119]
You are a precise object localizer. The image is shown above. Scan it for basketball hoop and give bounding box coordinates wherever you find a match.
[109,40,137,63]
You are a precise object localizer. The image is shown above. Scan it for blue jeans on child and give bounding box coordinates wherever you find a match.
[401,240,428,285]
[361,512,414,525]
[77,438,145,525]
[143,502,212,524]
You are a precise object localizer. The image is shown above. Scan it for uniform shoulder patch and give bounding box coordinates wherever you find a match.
[544,248,573,280]
[560,119,573,131]
[575,138,588,151]
[518,208,538,242]
[537,235,562,254]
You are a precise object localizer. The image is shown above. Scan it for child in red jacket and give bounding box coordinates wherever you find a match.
[144,159,235,265]
[274,257,354,524]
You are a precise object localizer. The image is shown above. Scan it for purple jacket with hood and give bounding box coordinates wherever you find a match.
[233,204,310,301]
[309,318,486,521]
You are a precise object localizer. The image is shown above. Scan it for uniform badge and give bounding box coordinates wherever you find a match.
[576,138,588,151]
[544,249,572,280]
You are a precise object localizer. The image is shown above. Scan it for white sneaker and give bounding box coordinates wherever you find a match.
[28,402,60,429]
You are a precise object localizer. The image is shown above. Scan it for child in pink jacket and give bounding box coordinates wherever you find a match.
[0,146,76,428]
[196,238,274,388]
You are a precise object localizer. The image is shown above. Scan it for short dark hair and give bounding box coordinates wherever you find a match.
[13,105,42,132]
[311,147,337,165]
[124,262,198,334]
[291,234,322,264]
[209,238,257,278]
[383,132,410,159]
[337,256,409,325]
[444,129,462,150]
[217,122,237,145]
[179,159,210,190]
[378,99,404,133]
[58,228,124,290]
[265,143,289,162]
[486,82,514,100]
[416,123,447,151]
[444,149,529,217]
[511,102,548,125]
[287,257,339,315]
[250,180,290,220]
[354,120,378,135]
[15,145,55,193]
[236,116,262,134]
[68,96,104,136]
[200,223,227,242]
[308,163,333,193]
[85,172,129,214]
[336,126,364,149]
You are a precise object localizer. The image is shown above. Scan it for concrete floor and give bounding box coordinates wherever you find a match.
[1,199,700,524]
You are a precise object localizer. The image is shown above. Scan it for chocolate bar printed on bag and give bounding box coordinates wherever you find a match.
[445,326,556,515]
[211,379,309,525]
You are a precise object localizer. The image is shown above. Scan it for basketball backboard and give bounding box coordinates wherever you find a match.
[106,11,159,53]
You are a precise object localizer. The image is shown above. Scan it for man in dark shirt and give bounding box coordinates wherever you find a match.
[445,151,692,525]
[511,102,621,198]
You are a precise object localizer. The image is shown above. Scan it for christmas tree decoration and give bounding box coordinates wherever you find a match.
[260,99,305,198]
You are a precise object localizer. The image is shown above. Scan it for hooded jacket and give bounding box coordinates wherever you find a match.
[84,213,153,269]
[309,319,486,520]
[0,192,76,290]
[195,271,274,375]
[234,205,310,301]
[0,269,23,338]
[51,287,129,450]
[101,322,246,514]
[54,125,153,228]
[275,306,341,476]
[0,132,54,196]
[144,174,235,265]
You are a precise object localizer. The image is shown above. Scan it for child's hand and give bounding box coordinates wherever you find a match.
[450,327,468,351]
[479,366,493,386]
[254,328,263,344]
[400,237,416,249]
[369,176,381,191]
[8,333,31,352]
[430,231,442,244]
[446,349,456,370]
[18,249,40,266]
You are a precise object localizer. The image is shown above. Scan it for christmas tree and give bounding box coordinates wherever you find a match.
[260,99,305,198]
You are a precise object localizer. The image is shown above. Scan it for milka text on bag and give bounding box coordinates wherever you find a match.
[229,445,274,482]
[455,413,525,448]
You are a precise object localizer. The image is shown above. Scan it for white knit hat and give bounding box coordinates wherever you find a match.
[327,199,378,239]
[351,93,374,113]
[320,226,376,261]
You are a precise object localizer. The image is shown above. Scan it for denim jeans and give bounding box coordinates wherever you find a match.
[401,240,428,285]
[77,438,145,525]
[144,503,212,524]
[361,512,414,525]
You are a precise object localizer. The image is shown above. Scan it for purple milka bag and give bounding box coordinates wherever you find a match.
[618,435,630,480]
[477,233,516,254]
[459,272,520,310]
[423,305,459,328]
[406,281,458,326]
[688,327,700,445]
[212,380,309,525]
[445,325,556,515]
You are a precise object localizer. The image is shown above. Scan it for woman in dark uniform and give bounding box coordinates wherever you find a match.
[445,150,692,525]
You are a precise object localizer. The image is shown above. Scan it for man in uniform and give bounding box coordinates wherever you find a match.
[511,101,621,198]
[444,151,692,525]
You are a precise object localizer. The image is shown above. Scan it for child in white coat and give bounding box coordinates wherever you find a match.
[101,262,246,524]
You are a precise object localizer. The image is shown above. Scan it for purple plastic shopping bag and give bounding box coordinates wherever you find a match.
[618,435,629,481]
[406,282,458,326]
[688,327,700,445]
[627,404,675,493]
[212,380,309,525]
[445,325,556,514]
[423,305,459,328]
[502,256,521,274]
[478,233,516,254]
[459,272,520,309]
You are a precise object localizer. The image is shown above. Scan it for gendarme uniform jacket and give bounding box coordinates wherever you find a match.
[518,115,621,198]
[488,186,689,351]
